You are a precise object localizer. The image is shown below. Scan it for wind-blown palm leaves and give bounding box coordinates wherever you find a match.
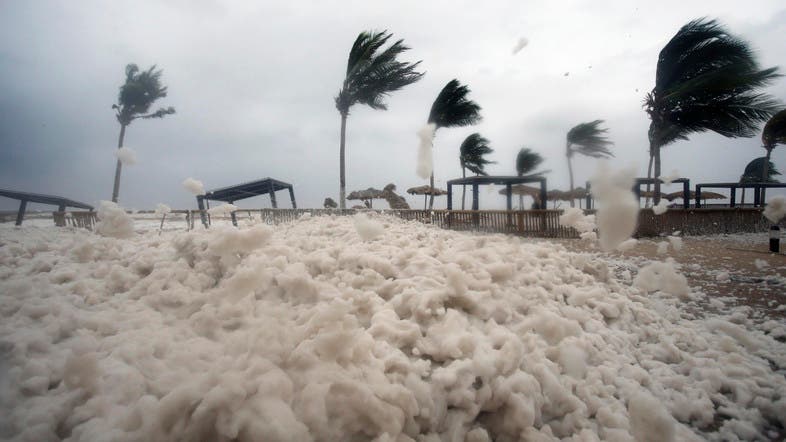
[516,147,545,209]
[111,64,175,202]
[565,120,613,207]
[644,18,781,204]
[335,30,424,209]
[425,79,482,209]
[761,109,786,186]
[739,157,781,204]
[458,133,494,209]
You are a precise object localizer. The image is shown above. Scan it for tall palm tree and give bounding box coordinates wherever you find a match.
[740,156,781,204]
[760,109,786,201]
[516,147,544,209]
[566,120,613,207]
[426,79,482,209]
[111,64,175,202]
[335,30,424,209]
[459,133,494,209]
[644,18,780,205]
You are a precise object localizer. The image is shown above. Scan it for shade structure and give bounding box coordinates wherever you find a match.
[497,184,541,197]
[446,174,547,211]
[0,188,94,226]
[197,177,296,227]
[407,185,447,209]
[638,190,669,200]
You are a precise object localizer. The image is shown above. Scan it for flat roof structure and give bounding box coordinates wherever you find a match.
[446,175,547,210]
[197,178,296,227]
[0,188,94,226]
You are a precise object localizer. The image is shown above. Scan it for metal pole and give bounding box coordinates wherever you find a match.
[682,180,689,209]
[15,199,27,226]
[472,184,479,211]
[730,186,736,208]
[446,184,452,210]
[506,183,512,211]
[695,185,701,208]
[269,182,278,208]
[197,196,208,228]
[288,186,297,209]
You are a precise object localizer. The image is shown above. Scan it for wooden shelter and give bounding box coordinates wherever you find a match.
[197,178,295,227]
[0,188,93,226]
[446,175,547,211]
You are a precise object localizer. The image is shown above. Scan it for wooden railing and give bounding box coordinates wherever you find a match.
[49,207,779,238]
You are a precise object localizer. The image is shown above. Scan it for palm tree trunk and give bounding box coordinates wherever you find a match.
[644,151,654,207]
[428,172,435,210]
[111,124,127,203]
[653,146,661,205]
[761,148,772,204]
[461,167,466,210]
[567,149,575,208]
[339,113,347,209]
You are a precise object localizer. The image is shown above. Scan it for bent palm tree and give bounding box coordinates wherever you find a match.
[111,64,175,202]
[459,133,494,209]
[516,147,544,209]
[740,156,781,204]
[427,79,482,209]
[760,109,786,200]
[644,18,780,204]
[335,30,424,209]
[566,120,613,207]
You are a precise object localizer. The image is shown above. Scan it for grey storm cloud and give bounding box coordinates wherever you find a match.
[1,0,785,211]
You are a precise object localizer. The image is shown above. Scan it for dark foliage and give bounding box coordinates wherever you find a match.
[428,79,482,129]
[459,133,495,175]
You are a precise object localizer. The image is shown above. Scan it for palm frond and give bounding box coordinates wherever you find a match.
[646,17,781,149]
[741,157,781,182]
[336,30,424,115]
[428,79,482,129]
[762,109,786,149]
[460,133,494,175]
[115,64,174,125]
[516,147,544,175]
[566,120,614,158]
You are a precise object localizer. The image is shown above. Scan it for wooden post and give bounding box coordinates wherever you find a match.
[15,199,27,226]
[288,186,297,208]
[585,181,592,209]
[506,184,512,211]
[695,185,702,208]
[229,201,237,227]
[753,185,760,207]
[472,184,479,211]
[539,180,547,210]
[682,180,689,209]
[730,186,736,208]
[269,182,278,208]
[446,184,452,210]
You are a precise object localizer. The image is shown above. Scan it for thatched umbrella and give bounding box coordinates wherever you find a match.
[498,184,543,209]
[666,190,726,204]
[407,185,447,210]
[637,190,669,206]
[347,187,385,208]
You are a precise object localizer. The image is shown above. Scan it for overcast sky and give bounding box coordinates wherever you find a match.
[2,0,785,211]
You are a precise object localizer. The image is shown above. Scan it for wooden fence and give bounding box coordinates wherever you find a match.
[50,207,778,238]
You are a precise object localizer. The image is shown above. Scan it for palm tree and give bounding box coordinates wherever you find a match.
[459,133,494,209]
[111,64,175,202]
[566,120,613,207]
[739,156,781,204]
[426,79,482,209]
[644,18,780,205]
[516,147,544,209]
[760,109,786,200]
[335,30,424,209]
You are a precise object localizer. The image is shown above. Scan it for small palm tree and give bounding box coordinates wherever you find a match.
[516,147,544,209]
[740,156,781,204]
[335,30,424,209]
[111,64,175,202]
[644,18,780,204]
[426,79,482,209]
[566,120,613,207]
[760,109,786,200]
[459,133,494,209]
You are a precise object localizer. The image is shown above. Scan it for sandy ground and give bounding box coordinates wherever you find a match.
[557,233,786,322]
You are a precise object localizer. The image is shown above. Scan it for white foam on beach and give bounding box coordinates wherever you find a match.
[114,147,137,165]
[416,124,436,180]
[182,178,205,196]
[590,163,639,251]
[763,196,786,224]
[95,200,134,239]
[0,215,784,441]
[207,203,238,216]
[653,200,669,215]
[155,203,171,216]
[512,37,529,54]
